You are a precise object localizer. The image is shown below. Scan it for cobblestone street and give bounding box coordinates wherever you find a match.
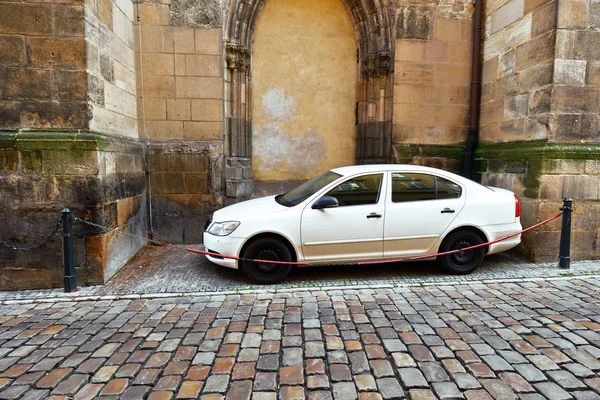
[0,276,600,399]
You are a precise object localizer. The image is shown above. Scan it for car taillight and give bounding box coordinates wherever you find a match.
[514,194,520,218]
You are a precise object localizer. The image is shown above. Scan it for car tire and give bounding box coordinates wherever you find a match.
[437,230,485,274]
[240,237,293,284]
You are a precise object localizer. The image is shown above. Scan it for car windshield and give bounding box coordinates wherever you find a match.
[276,171,342,207]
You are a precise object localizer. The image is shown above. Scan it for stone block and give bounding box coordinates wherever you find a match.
[555,30,577,59]
[432,105,469,126]
[100,52,114,83]
[169,154,209,173]
[28,37,86,70]
[140,75,176,98]
[560,175,600,198]
[448,41,471,63]
[574,31,600,61]
[167,99,191,121]
[138,3,169,26]
[505,93,529,118]
[114,62,136,95]
[392,104,434,124]
[194,28,222,55]
[226,179,254,198]
[483,14,532,61]
[146,120,184,140]
[173,27,195,54]
[395,40,449,63]
[524,0,552,13]
[394,62,435,84]
[56,71,87,101]
[0,102,20,128]
[396,6,435,40]
[552,86,599,113]
[112,6,134,47]
[393,84,433,104]
[491,74,519,98]
[175,54,186,75]
[183,121,223,140]
[481,99,506,124]
[54,5,84,36]
[22,101,89,129]
[518,60,553,91]
[482,57,499,84]
[191,99,224,121]
[591,0,600,27]
[0,69,53,100]
[0,35,26,66]
[175,77,223,99]
[152,172,185,194]
[529,87,552,114]
[588,62,600,85]
[548,113,582,140]
[491,0,525,34]
[433,85,469,105]
[554,59,587,85]
[137,25,172,53]
[435,18,471,42]
[515,31,555,71]
[581,114,600,139]
[184,172,209,193]
[41,149,99,175]
[434,63,470,85]
[98,0,113,29]
[498,50,515,78]
[531,0,557,37]
[557,0,588,28]
[0,3,51,35]
[185,55,222,77]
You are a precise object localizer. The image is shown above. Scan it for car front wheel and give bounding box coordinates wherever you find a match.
[437,230,485,274]
[240,237,293,284]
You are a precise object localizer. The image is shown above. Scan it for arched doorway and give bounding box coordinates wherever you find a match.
[251,0,357,182]
[224,0,393,199]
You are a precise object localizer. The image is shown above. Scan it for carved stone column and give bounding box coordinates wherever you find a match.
[356,50,394,164]
[224,42,254,204]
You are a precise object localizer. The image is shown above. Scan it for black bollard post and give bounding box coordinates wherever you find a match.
[558,197,573,269]
[62,208,77,292]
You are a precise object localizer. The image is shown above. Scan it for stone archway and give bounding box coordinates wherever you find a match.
[223,0,393,202]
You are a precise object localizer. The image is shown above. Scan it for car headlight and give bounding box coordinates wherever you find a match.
[207,221,240,236]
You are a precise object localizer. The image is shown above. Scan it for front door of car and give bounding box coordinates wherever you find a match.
[301,173,386,262]
[383,172,465,258]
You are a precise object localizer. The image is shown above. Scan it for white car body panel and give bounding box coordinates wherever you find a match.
[202,165,522,269]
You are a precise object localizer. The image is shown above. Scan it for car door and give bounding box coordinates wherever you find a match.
[383,172,465,258]
[301,173,386,262]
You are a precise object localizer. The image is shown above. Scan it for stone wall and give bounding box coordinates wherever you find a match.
[85,0,139,137]
[135,0,224,242]
[392,3,473,169]
[0,0,87,129]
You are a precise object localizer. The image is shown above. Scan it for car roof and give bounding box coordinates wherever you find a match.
[331,164,458,176]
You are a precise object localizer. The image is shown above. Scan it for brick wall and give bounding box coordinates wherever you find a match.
[0,0,87,129]
[85,0,139,137]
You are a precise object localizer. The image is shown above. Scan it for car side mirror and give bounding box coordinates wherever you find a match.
[312,195,339,210]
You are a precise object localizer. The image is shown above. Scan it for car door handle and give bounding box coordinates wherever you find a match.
[441,208,455,214]
[366,213,382,219]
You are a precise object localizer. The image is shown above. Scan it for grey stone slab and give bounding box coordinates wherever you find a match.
[534,382,573,400]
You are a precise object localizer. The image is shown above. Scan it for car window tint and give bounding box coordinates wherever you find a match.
[391,173,462,202]
[437,176,462,199]
[326,174,383,207]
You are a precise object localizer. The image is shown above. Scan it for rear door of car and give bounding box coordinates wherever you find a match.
[383,172,466,258]
[301,172,386,262]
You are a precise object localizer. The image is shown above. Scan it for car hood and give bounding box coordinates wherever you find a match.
[212,195,290,221]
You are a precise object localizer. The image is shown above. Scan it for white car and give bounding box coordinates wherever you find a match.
[203,165,522,284]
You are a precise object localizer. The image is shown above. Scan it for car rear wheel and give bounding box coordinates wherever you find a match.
[437,230,485,274]
[240,237,293,284]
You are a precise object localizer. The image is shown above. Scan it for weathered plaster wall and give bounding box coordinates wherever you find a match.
[85,0,139,137]
[251,0,357,182]
[0,0,88,129]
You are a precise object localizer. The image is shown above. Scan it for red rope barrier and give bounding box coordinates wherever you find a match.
[189,212,562,267]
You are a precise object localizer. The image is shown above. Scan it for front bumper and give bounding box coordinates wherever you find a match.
[202,232,245,269]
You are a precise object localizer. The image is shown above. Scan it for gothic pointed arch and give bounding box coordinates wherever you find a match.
[223,0,394,200]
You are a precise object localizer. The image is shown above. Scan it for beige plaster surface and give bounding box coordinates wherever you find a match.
[251,0,357,182]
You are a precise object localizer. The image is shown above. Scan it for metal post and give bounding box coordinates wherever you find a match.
[62,208,77,292]
[558,197,573,269]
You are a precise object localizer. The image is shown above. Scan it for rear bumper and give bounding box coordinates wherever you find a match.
[484,222,522,255]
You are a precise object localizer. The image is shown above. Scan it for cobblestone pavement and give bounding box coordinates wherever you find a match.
[2,245,600,302]
[1,278,600,399]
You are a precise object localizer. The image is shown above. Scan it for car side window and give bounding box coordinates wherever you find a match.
[326,174,383,207]
[391,173,461,202]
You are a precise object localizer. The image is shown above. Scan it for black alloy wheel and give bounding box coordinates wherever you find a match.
[240,237,293,284]
[437,230,485,274]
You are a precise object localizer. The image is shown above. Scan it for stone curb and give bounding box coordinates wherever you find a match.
[1,273,599,306]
